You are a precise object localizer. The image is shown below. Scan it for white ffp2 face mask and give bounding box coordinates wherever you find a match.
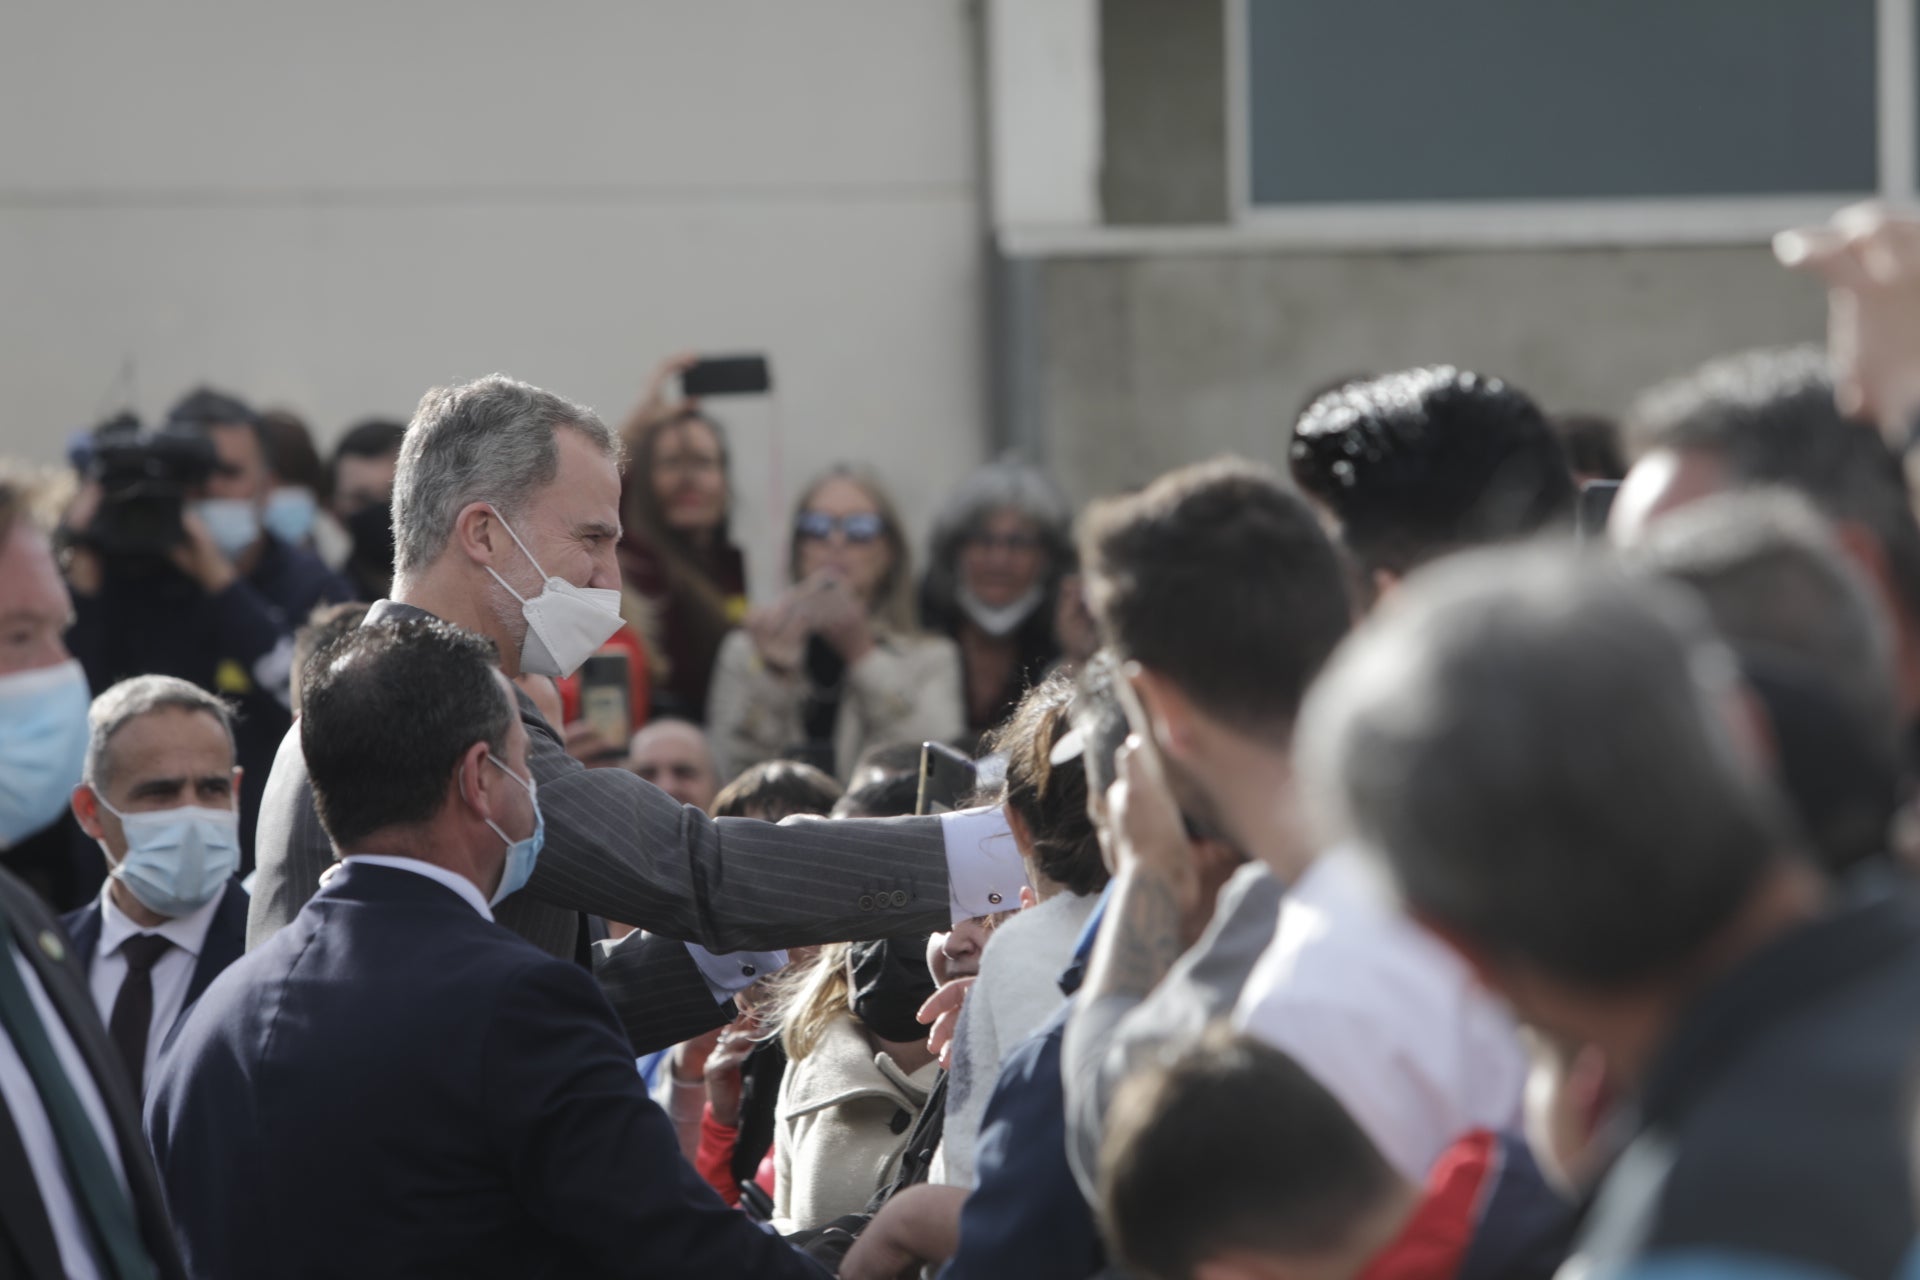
[482,510,624,678]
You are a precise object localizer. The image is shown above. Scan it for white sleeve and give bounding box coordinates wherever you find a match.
[938,808,1029,924]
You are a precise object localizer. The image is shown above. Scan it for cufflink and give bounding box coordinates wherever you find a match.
[988,892,1003,906]
[741,964,756,978]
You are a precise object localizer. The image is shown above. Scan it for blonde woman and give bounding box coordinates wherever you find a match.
[760,939,940,1234]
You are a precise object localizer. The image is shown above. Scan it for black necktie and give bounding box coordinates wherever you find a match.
[0,912,158,1279]
[107,935,172,1097]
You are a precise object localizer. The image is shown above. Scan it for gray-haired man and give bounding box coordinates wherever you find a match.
[64,675,250,1096]
[1299,545,1920,1279]
[250,375,1022,1052]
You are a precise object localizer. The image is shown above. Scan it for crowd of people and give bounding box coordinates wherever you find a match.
[4,201,1920,1279]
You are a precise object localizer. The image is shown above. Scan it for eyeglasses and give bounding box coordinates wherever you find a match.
[795,511,886,544]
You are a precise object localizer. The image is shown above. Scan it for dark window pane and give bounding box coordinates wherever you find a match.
[1247,0,1877,205]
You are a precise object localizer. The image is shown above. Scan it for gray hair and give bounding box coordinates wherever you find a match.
[391,375,620,575]
[86,676,235,788]
[1297,546,1791,988]
[1625,489,1902,872]
[923,457,1073,610]
[1626,489,1897,756]
[1626,345,1920,619]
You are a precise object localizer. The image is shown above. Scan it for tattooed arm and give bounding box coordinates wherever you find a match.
[1063,737,1208,1204]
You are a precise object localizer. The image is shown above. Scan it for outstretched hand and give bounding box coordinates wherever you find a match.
[1777,203,1920,446]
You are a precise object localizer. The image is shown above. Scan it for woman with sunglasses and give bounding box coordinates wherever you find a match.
[707,467,963,782]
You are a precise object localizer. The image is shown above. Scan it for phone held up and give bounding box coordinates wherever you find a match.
[681,355,772,399]
[578,652,632,761]
[917,742,979,817]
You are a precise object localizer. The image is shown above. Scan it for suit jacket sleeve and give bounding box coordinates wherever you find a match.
[0,869,189,1280]
[590,931,733,1056]
[256,685,956,957]
[518,701,955,952]
[486,957,826,1279]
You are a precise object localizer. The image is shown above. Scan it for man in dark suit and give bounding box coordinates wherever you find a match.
[149,617,827,1279]
[0,472,185,1278]
[248,376,1024,1053]
[59,675,250,1097]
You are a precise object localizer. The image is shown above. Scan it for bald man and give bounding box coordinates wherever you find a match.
[626,720,719,813]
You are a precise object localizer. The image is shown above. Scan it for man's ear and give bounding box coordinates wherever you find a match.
[456,740,496,822]
[1131,666,1198,761]
[71,783,104,842]
[453,502,505,569]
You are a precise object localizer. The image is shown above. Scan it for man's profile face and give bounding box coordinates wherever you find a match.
[497,430,622,593]
[201,423,271,506]
[0,522,74,677]
[76,707,237,865]
[332,451,399,519]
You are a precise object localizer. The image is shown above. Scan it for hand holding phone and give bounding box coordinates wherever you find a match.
[917,742,979,815]
[1106,666,1201,904]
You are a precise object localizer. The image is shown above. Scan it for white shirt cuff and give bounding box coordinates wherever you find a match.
[940,806,1028,922]
[685,942,786,1005]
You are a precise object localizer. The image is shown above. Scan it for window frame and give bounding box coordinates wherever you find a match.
[1223,0,1917,248]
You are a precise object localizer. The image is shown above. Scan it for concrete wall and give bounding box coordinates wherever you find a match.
[1021,243,1829,508]
[0,0,986,589]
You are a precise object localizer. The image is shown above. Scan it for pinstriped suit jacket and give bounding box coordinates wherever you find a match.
[248,600,951,1052]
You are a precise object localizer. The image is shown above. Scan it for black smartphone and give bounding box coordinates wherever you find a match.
[682,355,772,398]
[578,652,632,752]
[1576,480,1621,544]
[917,742,979,816]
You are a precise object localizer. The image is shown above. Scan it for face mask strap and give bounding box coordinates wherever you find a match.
[484,506,552,586]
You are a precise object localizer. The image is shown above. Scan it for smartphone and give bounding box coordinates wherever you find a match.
[1576,480,1621,544]
[681,355,772,398]
[917,742,979,816]
[578,652,632,752]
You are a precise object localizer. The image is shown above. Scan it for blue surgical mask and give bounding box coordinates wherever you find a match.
[193,498,262,559]
[484,754,544,906]
[0,660,91,848]
[95,797,240,917]
[261,487,318,545]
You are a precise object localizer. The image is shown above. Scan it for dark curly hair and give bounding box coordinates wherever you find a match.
[1289,366,1575,580]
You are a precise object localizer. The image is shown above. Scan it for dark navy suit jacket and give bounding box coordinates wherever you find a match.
[59,879,249,1056]
[145,860,825,1280]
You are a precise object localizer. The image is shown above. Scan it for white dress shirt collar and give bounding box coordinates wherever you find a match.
[341,854,495,921]
[98,877,224,961]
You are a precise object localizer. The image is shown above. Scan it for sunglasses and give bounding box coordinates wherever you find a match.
[795,511,886,544]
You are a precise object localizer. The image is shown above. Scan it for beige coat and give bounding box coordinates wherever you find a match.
[706,627,964,782]
[768,1013,940,1234]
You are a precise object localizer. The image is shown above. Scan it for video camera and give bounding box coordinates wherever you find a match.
[84,414,217,558]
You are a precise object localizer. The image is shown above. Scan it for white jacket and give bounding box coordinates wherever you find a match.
[769,1013,940,1234]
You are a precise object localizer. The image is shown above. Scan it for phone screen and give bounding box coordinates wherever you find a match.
[579,654,631,750]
